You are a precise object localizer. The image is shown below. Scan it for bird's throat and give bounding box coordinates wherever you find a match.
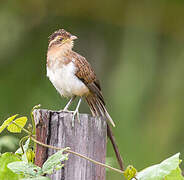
[47,42,73,68]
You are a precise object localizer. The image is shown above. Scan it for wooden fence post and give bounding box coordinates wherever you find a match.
[33,109,107,180]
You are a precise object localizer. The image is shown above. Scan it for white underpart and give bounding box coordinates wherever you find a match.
[47,42,89,97]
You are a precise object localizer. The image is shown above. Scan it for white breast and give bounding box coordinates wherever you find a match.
[47,61,89,97]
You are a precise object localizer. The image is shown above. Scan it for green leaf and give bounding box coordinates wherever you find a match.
[42,148,69,174]
[0,152,21,180]
[165,166,184,180]
[55,164,64,171]
[22,176,50,180]
[15,138,30,154]
[0,115,18,133]
[7,161,42,177]
[7,116,27,133]
[0,135,19,152]
[22,152,28,163]
[135,153,184,180]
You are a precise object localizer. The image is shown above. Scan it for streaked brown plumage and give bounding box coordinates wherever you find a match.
[46,29,123,170]
[47,29,114,126]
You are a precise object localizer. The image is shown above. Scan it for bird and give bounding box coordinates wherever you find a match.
[46,29,115,127]
[46,29,123,170]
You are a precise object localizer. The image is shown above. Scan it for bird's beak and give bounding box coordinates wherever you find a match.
[70,35,78,40]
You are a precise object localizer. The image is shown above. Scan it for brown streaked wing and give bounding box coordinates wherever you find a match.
[70,51,105,105]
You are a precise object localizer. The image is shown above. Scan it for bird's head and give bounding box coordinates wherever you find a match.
[48,29,77,49]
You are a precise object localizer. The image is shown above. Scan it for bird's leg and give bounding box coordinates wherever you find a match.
[72,97,82,127]
[63,95,76,111]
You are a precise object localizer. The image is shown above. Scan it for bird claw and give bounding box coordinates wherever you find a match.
[71,110,80,127]
[61,109,69,112]
[58,109,68,113]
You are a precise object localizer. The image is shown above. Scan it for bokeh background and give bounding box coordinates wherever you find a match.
[0,0,184,179]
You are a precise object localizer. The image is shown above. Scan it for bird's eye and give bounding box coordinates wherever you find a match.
[59,37,63,41]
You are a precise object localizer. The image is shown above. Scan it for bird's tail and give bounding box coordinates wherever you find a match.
[85,94,115,127]
[85,93,124,170]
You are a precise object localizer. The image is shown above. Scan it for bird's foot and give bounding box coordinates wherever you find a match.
[71,109,80,127]
[62,107,70,112]
[59,97,82,127]
[58,108,70,113]
[71,98,82,127]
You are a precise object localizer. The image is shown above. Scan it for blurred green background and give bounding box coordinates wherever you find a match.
[0,0,184,179]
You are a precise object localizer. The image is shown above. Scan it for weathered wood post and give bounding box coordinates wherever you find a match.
[33,109,107,180]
